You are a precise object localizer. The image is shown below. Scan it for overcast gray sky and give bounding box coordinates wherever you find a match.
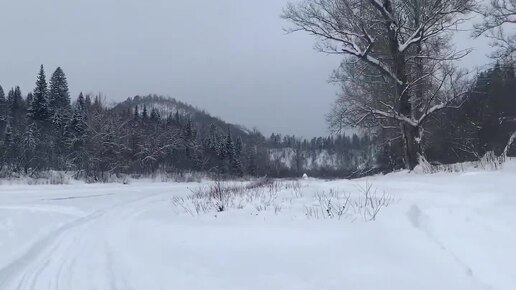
[0,0,493,138]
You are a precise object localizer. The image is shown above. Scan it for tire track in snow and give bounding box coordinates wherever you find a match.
[0,192,167,290]
[105,243,135,290]
[407,204,493,290]
[0,210,105,289]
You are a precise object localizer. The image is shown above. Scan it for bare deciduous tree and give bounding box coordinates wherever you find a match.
[282,0,475,169]
[474,0,516,61]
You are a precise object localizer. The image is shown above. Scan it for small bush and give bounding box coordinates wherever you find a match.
[416,152,506,174]
[305,182,395,222]
[171,179,292,216]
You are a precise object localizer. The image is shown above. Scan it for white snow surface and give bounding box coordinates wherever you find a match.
[1,162,516,290]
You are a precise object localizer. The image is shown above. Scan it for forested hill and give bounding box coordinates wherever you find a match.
[108,95,377,178]
[112,95,252,141]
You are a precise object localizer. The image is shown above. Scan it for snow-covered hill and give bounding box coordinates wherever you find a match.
[0,161,515,289]
[113,95,251,136]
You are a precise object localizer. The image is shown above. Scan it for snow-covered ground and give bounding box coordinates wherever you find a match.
[1,162,516,290]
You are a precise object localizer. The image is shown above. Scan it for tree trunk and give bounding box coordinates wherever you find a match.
[399,87,422,170]
[385,0,422,170]
[402,124,420,170]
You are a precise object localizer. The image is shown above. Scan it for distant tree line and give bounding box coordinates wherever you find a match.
[267,133,376,178]
[0,66,376,180]
[2,61,513,181]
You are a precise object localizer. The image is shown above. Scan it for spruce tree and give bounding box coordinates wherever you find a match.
[142,105,148,120]
[222,130,243,176]
[174,111,180,124]
[26,93,34,109]
[235,137,243,157]
[76,92,86,113]
[0,85,6,138]
[150,108,160,123]
[66,95,88,170]
[22,123,38,173]
[247,147,257,176]
[134,106,139,118]
[48,68,72,167]
[0,85,6,120]
[2,123,20,170]
[224,130,234,159]
[85,94,92,110]
[30,65,50,123]
[48,67,71,115]
[7,87,25,128]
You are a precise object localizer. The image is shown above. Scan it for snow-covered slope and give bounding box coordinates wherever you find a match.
[113,95,251,135]
[269,147,373,171]
[1,161,515,289]
[269,148,344,170]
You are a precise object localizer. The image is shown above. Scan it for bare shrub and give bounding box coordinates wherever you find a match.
[284,180,304,198]
[354,182,395,221]
[187,180,237,212]
[313,190,352,220]
[171,197,196,216]
[306,182,395,222]
[477,151,504,170]
[172,179,287,216]
[417,151,506,174]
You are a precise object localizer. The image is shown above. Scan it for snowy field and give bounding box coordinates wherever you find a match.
[1,162,516,290]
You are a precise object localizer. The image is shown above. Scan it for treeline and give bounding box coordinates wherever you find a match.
[0,65,374,180]
[0,66,266,180]
[267,133,376,177]
[3,63,512,181]
[377,62,516,170]
[0,65,81,175]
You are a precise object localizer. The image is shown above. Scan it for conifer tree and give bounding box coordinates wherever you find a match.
[66,94,88,170]
[174,111,180,124]
[235,137,243,158]
[85,94,92,110]
[2,124,12,161]
[22,122,38,173]
[134,106,139,118]
[2,123,19,170]
[30,65,50,123]
[48,67,71,115]
[142,105,148,120]
[0,85,6,138]
[224,130,234,159]
[245,145,258,176]
[7,87,25,128]
[76,93,86,113]
[0,85,6,120]
[26,93,34,109]
[150,108,160,123]
[185,119,195,139]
